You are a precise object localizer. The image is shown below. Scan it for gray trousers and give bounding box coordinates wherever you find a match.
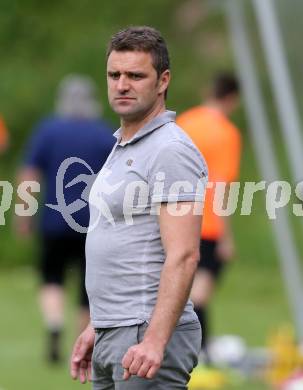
[92,321,201,390]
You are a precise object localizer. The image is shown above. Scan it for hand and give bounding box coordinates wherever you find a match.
[122,339,164,380]
[216,234,235,262]
[70,324,95,384]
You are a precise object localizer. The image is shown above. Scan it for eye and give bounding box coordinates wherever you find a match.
[109,72,120,80]
[130,73,143,80]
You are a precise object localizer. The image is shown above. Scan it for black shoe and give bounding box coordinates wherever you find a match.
[48,329,62,363]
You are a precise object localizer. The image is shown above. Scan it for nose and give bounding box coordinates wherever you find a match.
[117,75,130,93]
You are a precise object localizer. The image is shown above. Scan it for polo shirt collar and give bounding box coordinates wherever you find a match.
[113,110,176,146]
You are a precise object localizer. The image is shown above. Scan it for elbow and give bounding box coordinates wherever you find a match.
[182,248,200,270]
[189,249,200,266]
[165,247,200,270]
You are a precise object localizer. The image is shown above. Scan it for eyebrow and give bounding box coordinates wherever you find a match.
[107,71,147,77]
[107,71,120,76]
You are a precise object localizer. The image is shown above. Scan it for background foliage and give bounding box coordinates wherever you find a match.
[1,1,299,389]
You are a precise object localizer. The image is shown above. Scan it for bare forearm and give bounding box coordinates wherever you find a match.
[143,253,198,348]
[14,167,41,235]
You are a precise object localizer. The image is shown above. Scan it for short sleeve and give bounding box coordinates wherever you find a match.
[23,121,52,170]
[148,140,208,204]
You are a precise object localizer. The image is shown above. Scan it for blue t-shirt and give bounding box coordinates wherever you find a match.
[24,115,115,236]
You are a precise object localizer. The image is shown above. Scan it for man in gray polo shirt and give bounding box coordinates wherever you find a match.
[70,26,208,390]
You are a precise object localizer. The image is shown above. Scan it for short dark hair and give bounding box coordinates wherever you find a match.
[212,72,240,100]
[106,26,170,78]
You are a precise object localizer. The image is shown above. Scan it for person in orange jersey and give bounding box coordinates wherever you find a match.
[0,115,9,153]
[177,73,242,361]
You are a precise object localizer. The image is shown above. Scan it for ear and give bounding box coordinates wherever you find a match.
[158,70,171,95]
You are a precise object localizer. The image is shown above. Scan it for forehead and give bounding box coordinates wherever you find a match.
[107,50,155,72]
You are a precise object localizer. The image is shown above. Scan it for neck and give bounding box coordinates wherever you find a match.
[204,99,228,116]
[120,102,166,142]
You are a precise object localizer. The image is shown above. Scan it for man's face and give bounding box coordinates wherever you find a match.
[107,50,169,121]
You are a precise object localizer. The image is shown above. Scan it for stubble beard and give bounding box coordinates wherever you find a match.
[112,99,157,124]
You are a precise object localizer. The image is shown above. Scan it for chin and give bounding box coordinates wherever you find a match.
[113,108,134,117]
[112,105,140,118]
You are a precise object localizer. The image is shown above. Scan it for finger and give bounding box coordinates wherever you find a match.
[137,361,152,378]
[146,364,160,379]
[122,349,134,369]
[128,357,143,375]
[70,346,81,380]
[123,368,131,381]
[74,340,89,362]
[87,361,92,382]
[79,360,88,384]
[70,360,80,380]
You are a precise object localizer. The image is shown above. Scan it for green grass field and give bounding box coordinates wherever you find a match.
[0,2,300,388]
[0,263,289,390]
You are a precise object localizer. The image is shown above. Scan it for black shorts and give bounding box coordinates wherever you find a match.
[40,234,88,307]
[198,239,225,279]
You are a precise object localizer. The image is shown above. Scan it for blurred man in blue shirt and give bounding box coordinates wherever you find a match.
[17,74,115,362]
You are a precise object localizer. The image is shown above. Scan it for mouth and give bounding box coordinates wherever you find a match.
[115,97,136,101]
